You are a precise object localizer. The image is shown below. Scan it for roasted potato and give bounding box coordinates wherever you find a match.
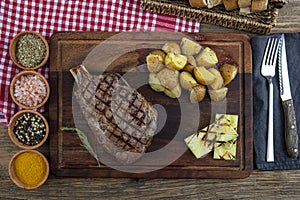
[251,0,268,13]
[164,83,182,98]
[238,0,251,8]
[196,47,218,67]
[189,0,207,8]
[182,63,195,74]
[148,73,165,92]
[182,56,196,73]
[194,66,216,85]
[223,0,238,10]
[207,0,222,8]
[218,63,238,86]
[208,87,228,101]
[180,71,198,90]
[157,68,179,90]
[208,68,223,90]
[165,52,187,71]
[190,84,206,103]
[180,37,202,56]
[162,42,181,54]
[146,50,166,73]
[187,55,197,67]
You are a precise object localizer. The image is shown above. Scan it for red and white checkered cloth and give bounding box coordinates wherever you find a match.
[0,0,200,126]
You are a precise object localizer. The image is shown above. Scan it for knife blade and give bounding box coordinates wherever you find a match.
[278,34,299,158]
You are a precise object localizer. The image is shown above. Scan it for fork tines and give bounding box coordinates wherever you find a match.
[262,37,280,67]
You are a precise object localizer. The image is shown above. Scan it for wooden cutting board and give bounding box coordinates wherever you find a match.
[49,32,253,178]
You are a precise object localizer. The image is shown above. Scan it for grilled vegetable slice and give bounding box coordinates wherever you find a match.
[213,140,237,160]
[201,117,238,142]
[184,131,216,159]
[185,114,239,160]
[215,114,239,132]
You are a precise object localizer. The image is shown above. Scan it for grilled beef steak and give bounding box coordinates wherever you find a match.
[70,65,158,164]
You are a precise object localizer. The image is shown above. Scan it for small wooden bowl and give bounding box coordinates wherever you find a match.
[9,150,49,189]
[10,70,50,109]
[8,110,49,150]
[9,31,49,70]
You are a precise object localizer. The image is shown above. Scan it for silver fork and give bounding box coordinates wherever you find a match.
[261,37,280,162]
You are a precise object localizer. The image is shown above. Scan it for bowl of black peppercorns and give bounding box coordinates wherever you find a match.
[8,110,49,149]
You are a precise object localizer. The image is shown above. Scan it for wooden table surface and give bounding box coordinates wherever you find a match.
[1,1,300,199]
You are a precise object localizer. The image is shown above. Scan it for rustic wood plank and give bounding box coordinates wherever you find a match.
[0,119,299,199]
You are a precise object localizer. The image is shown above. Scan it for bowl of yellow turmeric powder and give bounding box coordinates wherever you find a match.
[9,150,49,189]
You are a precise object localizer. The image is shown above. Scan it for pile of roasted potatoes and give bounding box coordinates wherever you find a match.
[146,37,238,103]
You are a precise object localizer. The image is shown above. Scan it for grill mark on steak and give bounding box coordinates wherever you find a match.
[70,65,158,164]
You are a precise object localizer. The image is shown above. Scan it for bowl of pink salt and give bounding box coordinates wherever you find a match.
[10,70,50,109]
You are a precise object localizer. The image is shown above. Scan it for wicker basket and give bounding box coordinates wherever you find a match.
[140,0,285,34]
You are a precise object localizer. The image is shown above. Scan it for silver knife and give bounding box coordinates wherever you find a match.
[278,34,298,158]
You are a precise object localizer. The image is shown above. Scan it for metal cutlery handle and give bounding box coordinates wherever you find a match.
[267,81,274,162]
[282,99,298,158]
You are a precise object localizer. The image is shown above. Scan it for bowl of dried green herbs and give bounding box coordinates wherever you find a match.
[9,31,49,70]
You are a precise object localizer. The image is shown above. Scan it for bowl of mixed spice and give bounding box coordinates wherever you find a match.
[10,70,50,109]
[8,110,49,150]
[9,31,49,70]
[9,150,49,189]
